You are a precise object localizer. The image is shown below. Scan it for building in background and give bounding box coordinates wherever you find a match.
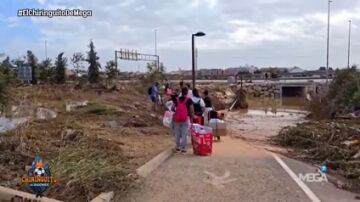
[288,66,304,73]
[224,66,258,76]
[197,68,224,79]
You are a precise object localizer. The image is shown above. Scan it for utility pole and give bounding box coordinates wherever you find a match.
[155,29,159,71]
[326,0,332,83]
[192,35,196,88]
[115,51,118,70]
[195,48,198,71]
[347,20,352,69]
[155,29,157,56]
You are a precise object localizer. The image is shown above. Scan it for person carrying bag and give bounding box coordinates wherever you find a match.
[172,87,195,153]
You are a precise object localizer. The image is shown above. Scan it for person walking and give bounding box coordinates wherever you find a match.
[191,88,205,124]
[203,90,212,108]
[179,83,193,97]
[203,90,213,126]
[150,82,159,111]
[165,83,173,102]
[172,87,195,153]
[164,78,170,91]
[186,83,193,97]
[179,81,184,89]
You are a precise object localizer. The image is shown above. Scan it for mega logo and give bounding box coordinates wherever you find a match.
[298,173,328,183]
[21,156,57,197]
[298,165,328,183]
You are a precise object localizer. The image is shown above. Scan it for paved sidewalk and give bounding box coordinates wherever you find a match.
[120,137,309,202]
[118,109,359,202]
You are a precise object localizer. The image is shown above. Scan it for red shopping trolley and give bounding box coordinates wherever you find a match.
[190,124,213,156]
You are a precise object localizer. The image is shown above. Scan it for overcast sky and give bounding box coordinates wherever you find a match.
[1,0,360,71]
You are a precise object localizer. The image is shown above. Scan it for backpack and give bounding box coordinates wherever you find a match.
[148,86,152,96]
[193,100,203,116]
[174,97,189,123]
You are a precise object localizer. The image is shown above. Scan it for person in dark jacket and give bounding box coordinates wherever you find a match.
[203,90,212,108]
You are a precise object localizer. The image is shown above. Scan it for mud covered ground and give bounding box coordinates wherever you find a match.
[0,84,172,201]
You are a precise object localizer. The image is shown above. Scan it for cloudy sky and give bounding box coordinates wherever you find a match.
[1,0,360,71]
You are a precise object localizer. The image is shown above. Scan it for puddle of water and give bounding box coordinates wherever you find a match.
[223,95,307,145]
[226,109,305,141]
[247,97,307,111]
[241,109,305,117]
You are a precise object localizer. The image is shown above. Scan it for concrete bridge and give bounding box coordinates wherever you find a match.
[119,78,328,98]
[170,78,329,84]
[170,78,329,99]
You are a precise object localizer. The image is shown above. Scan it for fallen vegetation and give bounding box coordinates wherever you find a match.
[273,67,360,193]
[0,84,172,201]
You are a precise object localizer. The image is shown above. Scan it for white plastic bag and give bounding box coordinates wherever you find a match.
[162,111,173,128]
[165,100,174,111]
[209,119,224,124]
[192,123,213,135]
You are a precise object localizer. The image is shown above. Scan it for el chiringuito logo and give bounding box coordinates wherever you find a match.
[21,156,57,197]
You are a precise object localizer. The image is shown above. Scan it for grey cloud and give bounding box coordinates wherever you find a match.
[5,0,360,71]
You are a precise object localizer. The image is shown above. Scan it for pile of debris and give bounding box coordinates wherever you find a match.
[0,84,173,201]
[0,113,137,201]
[272,120,360,192]
[229,89,249,110]
[206,87,236,110]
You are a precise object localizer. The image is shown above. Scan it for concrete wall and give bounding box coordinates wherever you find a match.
[238,83,321,98]
[240,83,281,98]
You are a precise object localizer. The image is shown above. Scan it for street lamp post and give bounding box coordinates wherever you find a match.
[347,20,352,69]
[192,32,205,89]
[326,0,332,83]
[155,29,159,71]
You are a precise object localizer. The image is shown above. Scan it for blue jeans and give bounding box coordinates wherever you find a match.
[173,120,190,150]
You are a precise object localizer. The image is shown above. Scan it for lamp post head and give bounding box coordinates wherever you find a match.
[194,32,206,37]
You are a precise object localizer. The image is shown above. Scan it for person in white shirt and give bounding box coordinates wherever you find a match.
[186,83,193,97]
[179,83,193,97]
